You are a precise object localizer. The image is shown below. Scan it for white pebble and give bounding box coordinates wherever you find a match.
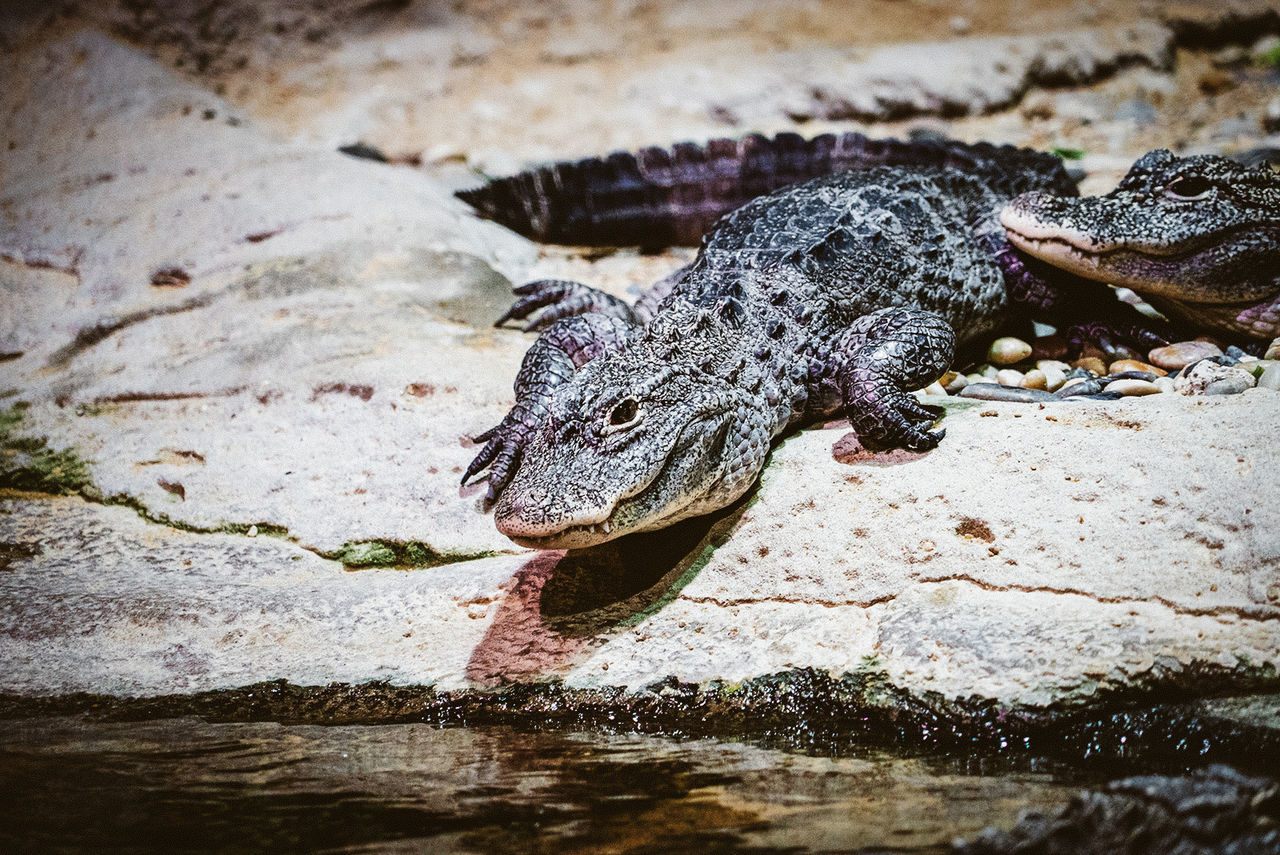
[987,337,1033,366]
[1106,378,1161,396]
[996,368,1025,387]
[1021,369,1048,390]
[1256,362,1280,391]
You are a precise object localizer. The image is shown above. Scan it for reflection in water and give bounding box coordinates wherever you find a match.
[0,716,1078,854]
[466,498,748,686]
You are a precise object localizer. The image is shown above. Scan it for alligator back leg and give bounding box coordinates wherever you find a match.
[835,307,955,451]
[464,313,638,502]
[457,132,1075,247]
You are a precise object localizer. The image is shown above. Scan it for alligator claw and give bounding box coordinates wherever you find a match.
[462,412,536,504]
[1064,322,1170,358]
[848,386,946,452]
[495,279,639,331]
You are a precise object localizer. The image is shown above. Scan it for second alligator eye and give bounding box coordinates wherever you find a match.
[607,398,640,428]
[1164,176,1213,200]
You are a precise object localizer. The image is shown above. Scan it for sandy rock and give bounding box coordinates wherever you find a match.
[0,31,541,558]
[8,393,1277,706]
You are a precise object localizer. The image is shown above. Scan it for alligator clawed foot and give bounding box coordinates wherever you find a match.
[849,388,946,452]
[495,279,639,332]
[462,411,536,504]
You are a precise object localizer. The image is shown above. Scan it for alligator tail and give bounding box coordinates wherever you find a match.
[455,132,1076,246]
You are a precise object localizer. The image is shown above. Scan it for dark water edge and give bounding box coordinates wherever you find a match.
[0,716,1122,855]
[2,677,1279,854]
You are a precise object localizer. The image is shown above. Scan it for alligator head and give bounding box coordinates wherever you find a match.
[1001,150,1280,339]
[492,353,770,549]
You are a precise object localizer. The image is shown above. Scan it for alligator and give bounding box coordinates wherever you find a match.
[457,133,1280,549]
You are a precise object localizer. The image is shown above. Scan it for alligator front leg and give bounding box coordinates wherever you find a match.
[836,306,955,451]
[464,313,638,502]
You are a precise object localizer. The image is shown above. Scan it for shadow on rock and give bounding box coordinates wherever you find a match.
[464,496,751,686]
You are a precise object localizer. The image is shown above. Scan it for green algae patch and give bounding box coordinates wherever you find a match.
[333,539,498,569]
[0,405,92,495]
[99,491,291,540]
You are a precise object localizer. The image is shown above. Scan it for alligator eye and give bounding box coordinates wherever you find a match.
[1163,175,1213,200]
[605,397,641,431]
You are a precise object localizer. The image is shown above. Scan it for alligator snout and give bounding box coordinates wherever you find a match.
[493,483,614,543]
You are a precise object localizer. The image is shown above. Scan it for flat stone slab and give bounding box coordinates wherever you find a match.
[3,392,1277,706]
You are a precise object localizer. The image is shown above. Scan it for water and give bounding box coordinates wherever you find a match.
[0,716,1091,854]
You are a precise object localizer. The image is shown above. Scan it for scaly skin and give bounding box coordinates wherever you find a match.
[460,137,1280,549]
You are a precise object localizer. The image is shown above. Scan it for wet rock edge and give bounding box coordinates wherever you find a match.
[3,669,1278,777]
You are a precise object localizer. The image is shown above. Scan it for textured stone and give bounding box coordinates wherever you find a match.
[0,31,540,558]
[1021,369,1048,390]
[1074,357,1108,376]
[1149,340,1223,370]
[1104,378,1161,396]
[996,368,1027,387]
[958,383,1056,403]
[1109,359,1166,376]
[988,337,1034,365]
[1176,361,1258,396]
[1257,362,1280,391]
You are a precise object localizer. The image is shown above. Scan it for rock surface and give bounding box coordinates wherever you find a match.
[2,10,1279,718]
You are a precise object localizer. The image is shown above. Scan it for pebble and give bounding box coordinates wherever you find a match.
[966,373,988,386]
[943,372,970,394]
[959,383,1057,403]
[996,368,1025,387]
[1109,359,1165,376]
[987,337,1033,366]
[1067,390,1126,401]
[1154,376,1176,394]
[1105,378,1162,396]
[1103,370,1159,383]
[1073,357,1107,376]
[1148,340,1222,371]
[1021,369,1048,390]
[920,381,947,396]
[1258,362,1280,391]
[1175,360,1258,396]
[1055,377,1102,398]
[1204,377,1257,395]
[1040,365,1066,392]
[1266,338,1280,361]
